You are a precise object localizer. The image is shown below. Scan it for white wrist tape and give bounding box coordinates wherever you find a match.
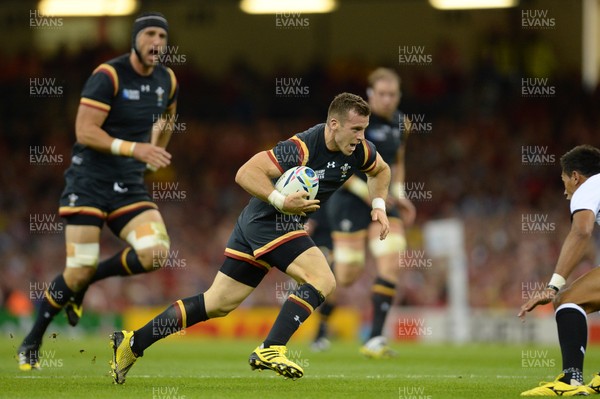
[372,197,386,211]
[548,273,566,290]
[111,138,136,156]
[111,139,124,155]
[391,182,406,199]
[268,190,286,210]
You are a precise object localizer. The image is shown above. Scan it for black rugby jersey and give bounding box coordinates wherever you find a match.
[67,54,178,183]
[241,123,378,223]
[353,111,404,182]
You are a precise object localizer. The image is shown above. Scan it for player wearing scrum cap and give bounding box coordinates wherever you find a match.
[17,11,179,371]
[312,68,415,357]
[108,93,391,384]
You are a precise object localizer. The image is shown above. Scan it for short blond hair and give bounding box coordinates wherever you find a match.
[367,67,401,89]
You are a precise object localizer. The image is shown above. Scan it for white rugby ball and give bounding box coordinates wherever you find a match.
[275,166,319,201]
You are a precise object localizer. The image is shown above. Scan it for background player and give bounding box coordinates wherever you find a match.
[108,92,391,383]
[17,12,178,370]
[519,145,600,396]
[312,68,416,357]
[306,204,335,351]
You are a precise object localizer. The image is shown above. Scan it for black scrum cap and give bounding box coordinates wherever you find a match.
[131,12,168,60]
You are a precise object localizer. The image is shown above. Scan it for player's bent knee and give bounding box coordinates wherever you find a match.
[553,287,587,311]
[335,271,358,288]
[65,242,100,290]
[208,300,241,318]
[66,242,100,269]
[324,276,336,297]
[369,233,406,258]
[126,222,170,269]
[334,263,362,287]
[333,247,365,267]
[136,243,171,270]
[316,271,336,298]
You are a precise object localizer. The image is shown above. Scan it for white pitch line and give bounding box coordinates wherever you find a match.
[404,374,536,379]
[12,373,542,380]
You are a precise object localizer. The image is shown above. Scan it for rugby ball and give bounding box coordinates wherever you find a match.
[275,166,319,200]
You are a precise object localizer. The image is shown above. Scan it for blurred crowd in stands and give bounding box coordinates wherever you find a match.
[1,30,600,324]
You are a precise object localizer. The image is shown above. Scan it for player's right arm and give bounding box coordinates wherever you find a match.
[235,151,320,216]
[75,105,171,169]
[518,209,596,319]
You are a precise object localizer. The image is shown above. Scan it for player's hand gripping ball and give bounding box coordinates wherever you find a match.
[275,166,319,201]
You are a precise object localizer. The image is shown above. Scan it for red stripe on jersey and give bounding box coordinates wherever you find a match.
[166,67,177,100]
[360,141,377,172]
[253,231,308,259]
[94,65,118,96]
[362,158,377,173]
[224,250,270,272]
[80,98,110,113]
[289,137,306,165]
[267,150,284,173]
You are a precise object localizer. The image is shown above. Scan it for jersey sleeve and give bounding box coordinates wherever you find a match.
[166,67,178,107]
[79,63,119,113]
[358,139,378,173]
[268,135,309,173]
[570,178,600,217]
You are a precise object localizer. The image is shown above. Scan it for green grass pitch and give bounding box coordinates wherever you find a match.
[4,333,600,398]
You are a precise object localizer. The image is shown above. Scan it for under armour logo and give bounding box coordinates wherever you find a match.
[141,84,150,92]
[327,161,336,168]
[113,182,128,193]
[294,315,303,326]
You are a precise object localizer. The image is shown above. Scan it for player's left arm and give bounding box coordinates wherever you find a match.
[147,68,178,171]
[390,129,416,226]
[235,151,320,216]
[151,101,177,149]
[152,68,178,149]
[145,101,176,173]
[365,152,391,240]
